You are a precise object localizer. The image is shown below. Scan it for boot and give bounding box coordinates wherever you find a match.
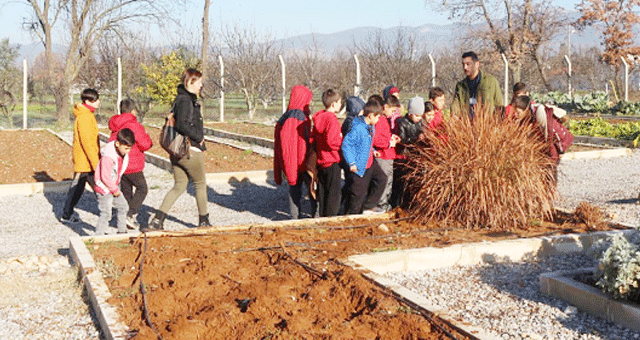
[198,214,212,228]
[145,211,166,232]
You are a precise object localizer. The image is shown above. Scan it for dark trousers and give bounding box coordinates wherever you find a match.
[121,172,148,216]
[62,172,95,219]
[317,163,342,217]
[345,161,387,215]
[391,159,409,208]
[288,172,317,219]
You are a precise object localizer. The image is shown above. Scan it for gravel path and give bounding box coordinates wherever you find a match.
[1,136,639,339]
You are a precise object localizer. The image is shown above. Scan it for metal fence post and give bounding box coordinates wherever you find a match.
[564,55,572,100]
[279,55,286,113]
[621,56,629,102]
[23,59,27,129]
[501,53,508,107]
[219,55,224,122]
[117,57,122,113]
[353,54,361,97]
[428,53,436,88]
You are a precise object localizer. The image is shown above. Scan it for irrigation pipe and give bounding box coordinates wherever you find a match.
[138,233,163,340]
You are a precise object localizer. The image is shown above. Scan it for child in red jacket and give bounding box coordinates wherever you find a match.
[274,85,317,219]
[372,95,401,212]
[312,89,343,217]
[108,99,153,229]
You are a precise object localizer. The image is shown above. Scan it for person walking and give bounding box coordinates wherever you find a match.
[147,68,210,230]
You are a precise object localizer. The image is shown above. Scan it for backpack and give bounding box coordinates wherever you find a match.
[544,106,573,161]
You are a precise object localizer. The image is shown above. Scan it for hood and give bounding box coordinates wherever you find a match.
[100,140,119,159]
[72,103,92,119]
[287,85,313,113]
[382,84,398,101]
[108,112,137,132]
[345,96,365,118]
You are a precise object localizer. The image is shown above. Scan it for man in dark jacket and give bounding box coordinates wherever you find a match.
[451,51,503,118]
[274,85,317,219]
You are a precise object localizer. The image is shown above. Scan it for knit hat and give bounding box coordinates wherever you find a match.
[345,96,365,118]
[407,96,425,115]
[382,84,399,101]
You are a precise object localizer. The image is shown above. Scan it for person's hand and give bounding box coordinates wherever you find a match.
[200,139,206,146]
[113,190,121,197]
[390,134,401,148]
[373,150,380,158]
[350,165,358,173]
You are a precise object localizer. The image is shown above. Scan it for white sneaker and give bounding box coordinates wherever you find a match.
[126,215,140,229]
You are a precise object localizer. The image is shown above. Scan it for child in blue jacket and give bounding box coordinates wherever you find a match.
[341,99,388,215]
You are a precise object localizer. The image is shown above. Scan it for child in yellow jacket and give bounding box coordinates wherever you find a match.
[60,88,101,223]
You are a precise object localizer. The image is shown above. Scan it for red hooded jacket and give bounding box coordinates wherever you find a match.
[312,109,342,168]
[372,115,397,160]
[108,112,153,174]
[274,85,313,185]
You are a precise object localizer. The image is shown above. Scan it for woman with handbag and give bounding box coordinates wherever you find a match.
[147,68,211,230]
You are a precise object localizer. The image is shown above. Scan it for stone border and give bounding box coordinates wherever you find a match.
[540,268,640,332]
[203,126,274,149]
[561,147,632,160]
[573,135,633,148]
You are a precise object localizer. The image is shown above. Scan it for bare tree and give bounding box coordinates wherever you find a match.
[577,0,640,93]
[221,24,281,120]
[22,0,171,123]
[428,0,565,84]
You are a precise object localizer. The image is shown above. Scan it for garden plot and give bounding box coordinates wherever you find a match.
[72,209,625,339]
[0,129,73,184]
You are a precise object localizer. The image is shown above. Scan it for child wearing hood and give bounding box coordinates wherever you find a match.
[108,99,153,229]
[274,85,317,219]
[94,128,135,235]
[60,88,101,223]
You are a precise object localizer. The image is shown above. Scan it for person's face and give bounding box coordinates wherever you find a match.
[409,113,423,124]
[115,141,132,157]
[514,107,530,121]
[383,105,396,118]
[186,77,203,95]
[431,95,445,111]
[86,99,101,109]
[366,112,381,125]
[462,57,480,79]
[330,98,342,112]
[423,110,435,123]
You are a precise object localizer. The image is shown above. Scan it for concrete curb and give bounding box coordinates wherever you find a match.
[573,135,633,148]
[203,126,274,149]
[540,268,640,332]
[561,147,632,160]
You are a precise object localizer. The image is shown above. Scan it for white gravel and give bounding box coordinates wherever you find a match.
[1,133,640,339]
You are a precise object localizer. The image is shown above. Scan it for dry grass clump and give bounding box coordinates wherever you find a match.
[403,105,557,230]
[571,201,608,230]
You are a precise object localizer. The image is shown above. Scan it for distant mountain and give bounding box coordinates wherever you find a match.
[14,42,66,66]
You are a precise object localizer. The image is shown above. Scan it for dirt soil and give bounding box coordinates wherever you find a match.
[206,122,275,139]
[91,210,618,340]
[104,127,273,173]
[0,130,73,184]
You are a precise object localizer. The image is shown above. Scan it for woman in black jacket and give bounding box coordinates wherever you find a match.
[148,68,211,230]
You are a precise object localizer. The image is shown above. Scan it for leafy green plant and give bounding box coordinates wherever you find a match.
[613,101,640,115]
[568,117,640,143]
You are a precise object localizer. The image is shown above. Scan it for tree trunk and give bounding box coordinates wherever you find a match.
[533,52,552,91]
[54,80,70,124]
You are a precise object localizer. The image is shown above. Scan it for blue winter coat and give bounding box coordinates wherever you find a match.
[341,116,374,177]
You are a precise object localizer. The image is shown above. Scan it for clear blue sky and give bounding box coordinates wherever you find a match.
[1,0,583,46]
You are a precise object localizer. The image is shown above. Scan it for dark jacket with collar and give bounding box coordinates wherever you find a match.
[451,71,503,117]
[174,84,205,151]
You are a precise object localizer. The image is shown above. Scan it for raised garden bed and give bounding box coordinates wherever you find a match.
[0,129,73,184]
[82,210,624,339]
[205,122,274,140]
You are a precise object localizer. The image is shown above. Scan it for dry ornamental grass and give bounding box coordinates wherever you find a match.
[403,105,557,230]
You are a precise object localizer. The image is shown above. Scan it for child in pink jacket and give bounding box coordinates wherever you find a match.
[94,128,135,235]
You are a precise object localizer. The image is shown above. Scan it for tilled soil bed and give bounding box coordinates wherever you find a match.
[90,210,618,339]
[103,127,273,173]
[206,122,275,139]
[0,129,73,184]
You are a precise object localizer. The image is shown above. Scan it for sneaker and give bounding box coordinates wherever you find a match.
[362,207,386,215]
[60,214,80,223]
[126,215,140,230]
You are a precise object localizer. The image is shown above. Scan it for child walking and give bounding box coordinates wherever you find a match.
[341,99,387,215]
[312,89,343,217]
[108,99,153,229]
[60,88,101,223]
[94,128,135,235]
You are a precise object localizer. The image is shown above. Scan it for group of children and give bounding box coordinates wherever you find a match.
[274,85,447,219]
[61,88,152,235]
